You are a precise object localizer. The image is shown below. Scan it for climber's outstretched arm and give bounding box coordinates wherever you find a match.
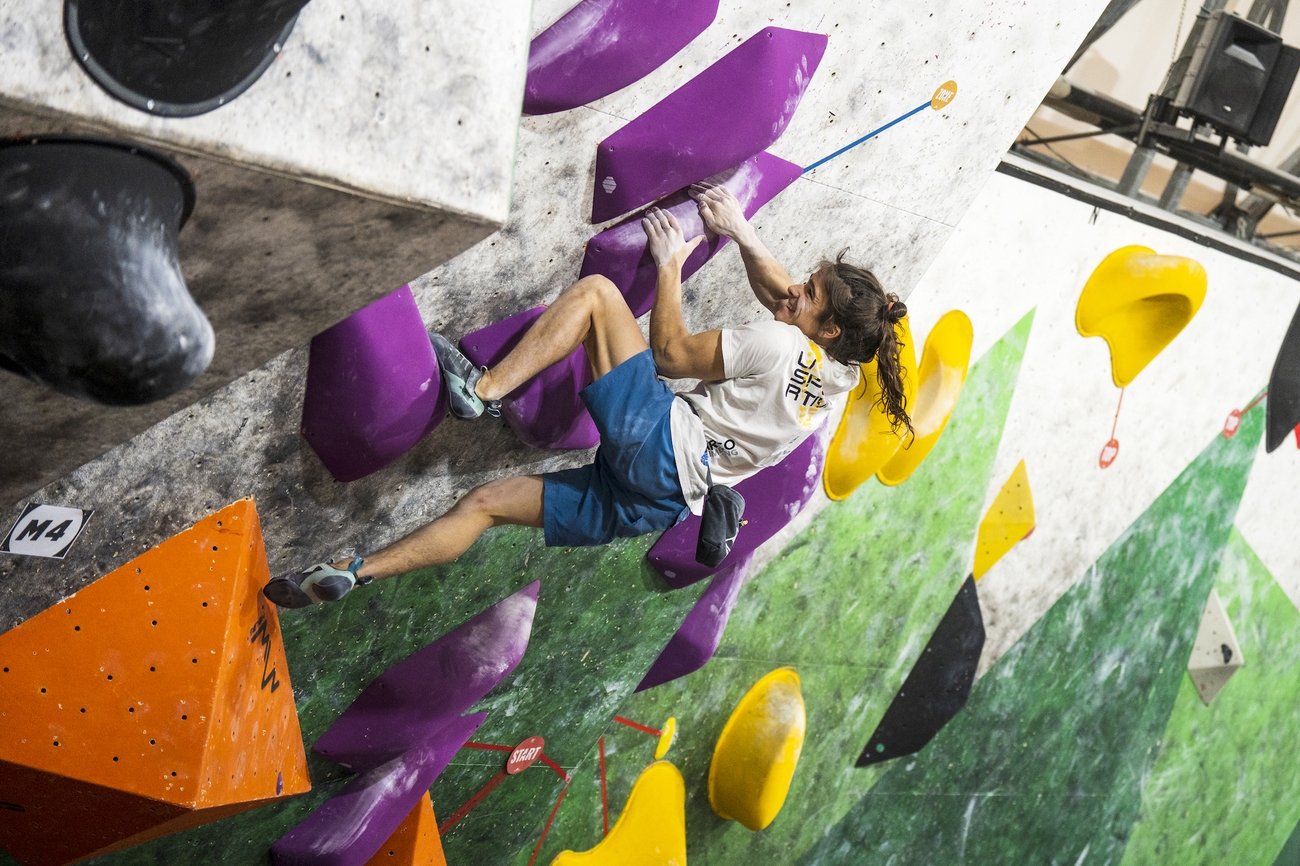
[691,183,793,313]
[643,208,724,381]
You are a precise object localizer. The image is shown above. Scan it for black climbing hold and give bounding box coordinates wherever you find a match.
[1267,301,1300,452]
[857,574,985,768]
[0,137,212,405]
[1221,643,1233,665]
[65,0,310,117]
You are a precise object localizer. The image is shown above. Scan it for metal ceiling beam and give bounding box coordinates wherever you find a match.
[1044,79,1300,207]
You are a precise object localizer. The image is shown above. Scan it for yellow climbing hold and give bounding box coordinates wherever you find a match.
[655,717,677,760]
[1075,245,1207,387]
[823,317,918,500]
[877,310,973,487]
[708,667,806,832]
[551,761,686,866]
[973,460,1036,580]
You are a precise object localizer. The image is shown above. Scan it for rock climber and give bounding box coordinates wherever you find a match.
[264,184,912,607]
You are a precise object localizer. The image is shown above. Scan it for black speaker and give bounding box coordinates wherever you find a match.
[0,137,214,406]
[65,0,311,117]
[1175,11,1300,147]
[1249,44,1300,146]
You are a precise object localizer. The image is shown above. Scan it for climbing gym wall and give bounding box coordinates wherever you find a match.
[20,0,1300,864]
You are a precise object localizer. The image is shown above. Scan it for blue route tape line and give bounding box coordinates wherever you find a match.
[803,101,931,173]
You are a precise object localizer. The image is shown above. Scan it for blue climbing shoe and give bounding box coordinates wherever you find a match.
[263,556,368,609]
[429,331,501,420]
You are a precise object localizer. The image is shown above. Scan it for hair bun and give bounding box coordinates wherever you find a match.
[885,296,906,324]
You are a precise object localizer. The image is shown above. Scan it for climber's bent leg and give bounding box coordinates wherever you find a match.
[477,275,647,400]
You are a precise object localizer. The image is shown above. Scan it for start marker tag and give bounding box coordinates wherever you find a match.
[1,504,92,559]
[506,736,545,774]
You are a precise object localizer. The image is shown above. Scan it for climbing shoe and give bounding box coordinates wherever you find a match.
[263,556,369,609]
[429,332,501,420]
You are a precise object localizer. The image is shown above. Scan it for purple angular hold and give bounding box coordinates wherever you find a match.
[648,424,828,588]
[301,286,448,482]
[270,713,485,866]
[460,307,600,451]
[524,0,720,115]
[591,26,825,223]
[582,151,802,318]
[636,553,752,692]
[312,581,539,774]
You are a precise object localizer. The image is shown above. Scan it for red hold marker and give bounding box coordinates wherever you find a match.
[1099,438,1119,469]
[1224,409,1242,439]
[507,736,546,775]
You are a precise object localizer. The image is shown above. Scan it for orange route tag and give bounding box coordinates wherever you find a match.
[931,80,958,110]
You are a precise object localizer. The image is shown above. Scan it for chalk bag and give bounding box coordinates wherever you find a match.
[65,0,310,116]
[0,137,213,405]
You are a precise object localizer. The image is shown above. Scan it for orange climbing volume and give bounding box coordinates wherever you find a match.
[0,498,310,866]
[363,793,448,866]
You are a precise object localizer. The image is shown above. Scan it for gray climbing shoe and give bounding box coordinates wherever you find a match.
[429,332,501,420]
[263,556,369,609]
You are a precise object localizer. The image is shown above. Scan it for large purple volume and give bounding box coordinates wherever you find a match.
[636,553,752,692]
[312,581,540,773]
[301,286,448,482]
[581,152,802,318]
[524,0,720,115]
[459,308,600,451]
[648,425,827,588]
[591,27,825,223]
[270,714,485,866]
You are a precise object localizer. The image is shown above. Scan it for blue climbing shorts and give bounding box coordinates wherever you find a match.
[542,350,689,547]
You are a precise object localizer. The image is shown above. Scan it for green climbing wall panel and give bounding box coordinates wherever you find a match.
[798,399,1264,865]
[1121,528,1300,866]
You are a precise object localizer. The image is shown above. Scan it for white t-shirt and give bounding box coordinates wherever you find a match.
[669,320,860,514]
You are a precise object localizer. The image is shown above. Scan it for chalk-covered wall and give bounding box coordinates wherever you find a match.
[0,0,1109,622]
[22,1,1300,865]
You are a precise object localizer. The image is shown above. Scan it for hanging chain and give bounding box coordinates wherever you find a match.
[1172,0,1190,65]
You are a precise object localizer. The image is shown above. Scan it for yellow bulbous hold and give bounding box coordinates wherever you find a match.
[655,717,677,760]
[823,316,918,500]
[973,459,1036,580]
[708,667,806,831]
[551,761,686,866]
[877,310,973,487]
[1075,245,1207,388]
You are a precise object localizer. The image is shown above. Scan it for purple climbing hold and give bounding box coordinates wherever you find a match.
[270,713,486,866]
[459,307,600,451]
[591,26,825,223]
[524,0,720,116]
[301,286,448,482]
[581,151,803,318]
[312,581,540,774]
[648,425,827,588]
[636,553,752,692]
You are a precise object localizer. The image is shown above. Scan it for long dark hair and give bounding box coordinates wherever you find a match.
[818,250,911,434]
